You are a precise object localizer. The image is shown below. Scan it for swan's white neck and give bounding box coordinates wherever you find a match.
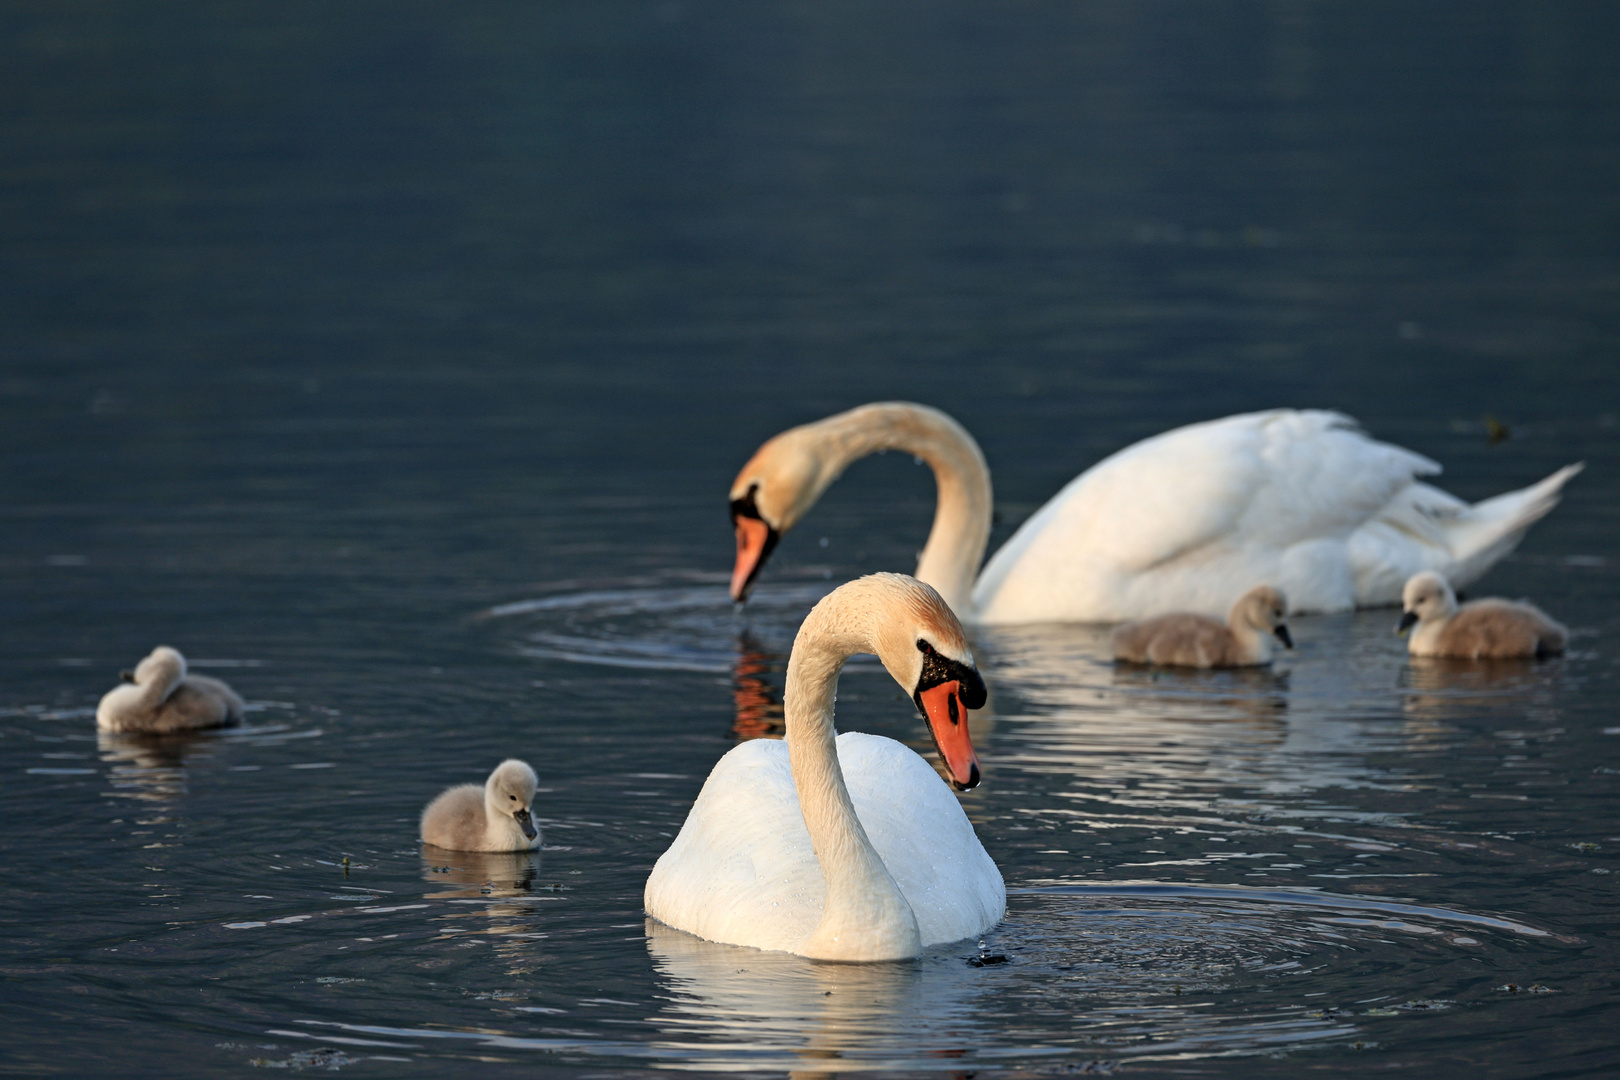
[137,653,186,709]
[1408,609,1455,655]
[1231,624,1275,665]
[784,605,923,961]
[811,404,991,618]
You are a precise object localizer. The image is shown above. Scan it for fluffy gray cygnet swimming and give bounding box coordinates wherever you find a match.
[1110,585,1294,668]
[420,759,542,852]
[96,646,246,733]
[1398,570,1568,660]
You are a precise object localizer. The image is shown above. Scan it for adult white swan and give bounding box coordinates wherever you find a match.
[727,404,1582,623]
[644,573,1005,961]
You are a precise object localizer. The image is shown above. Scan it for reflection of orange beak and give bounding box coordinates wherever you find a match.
[917,680,981,790]
[730,516,774,602]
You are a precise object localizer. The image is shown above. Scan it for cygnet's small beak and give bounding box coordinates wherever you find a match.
[1273,624,1294,649]
[119,669,136,683]
[513,807,537,841]
[1396,610,1419,637]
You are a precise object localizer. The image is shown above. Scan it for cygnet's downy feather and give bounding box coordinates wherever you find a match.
[421,759,542,852]
[96,646,245,733]
[1111,585,1293,668]
[1398,571,1567,660]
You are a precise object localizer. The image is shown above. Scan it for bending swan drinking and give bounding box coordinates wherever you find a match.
[644,573,1005,961]
[728,403,1582,623]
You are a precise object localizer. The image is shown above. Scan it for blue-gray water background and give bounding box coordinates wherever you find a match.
[3,3,1619,1077]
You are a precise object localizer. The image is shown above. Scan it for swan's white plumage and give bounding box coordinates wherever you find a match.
[644,573,1004,960]
[974,410,1581,622]
[731,403,1582,623]
[645,732,1004,955]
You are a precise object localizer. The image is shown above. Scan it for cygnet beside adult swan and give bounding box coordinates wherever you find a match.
[1112,585,1292,668]
[1398,571,1568,660]
[96,646,245,733]
[421,759,542,852]
[727,404,1582,623]
[644,573,1005,961]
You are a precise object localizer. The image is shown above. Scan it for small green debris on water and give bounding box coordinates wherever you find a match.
[1484,415,1512,446]
[249,1047,356,1070]
[1364,999,1452,1016]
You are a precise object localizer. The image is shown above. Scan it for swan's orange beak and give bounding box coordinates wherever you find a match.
[730,515,776,602]
[918,680,981,791]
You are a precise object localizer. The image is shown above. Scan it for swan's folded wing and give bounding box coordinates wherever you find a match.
[979,411,1438,595]
[840,733,1005,947]
[643,740,824,954]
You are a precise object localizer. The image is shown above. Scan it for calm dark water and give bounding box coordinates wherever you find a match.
[3,3,1620,1076]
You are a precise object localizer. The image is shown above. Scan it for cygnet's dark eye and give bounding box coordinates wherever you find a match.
[509,795,517,801]
[916,639,934,655]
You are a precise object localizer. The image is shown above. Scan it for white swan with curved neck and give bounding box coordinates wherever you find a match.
[728,404,1582,623]
[644,573,1004,961]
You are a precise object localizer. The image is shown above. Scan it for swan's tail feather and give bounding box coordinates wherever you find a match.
[1444,462,1584,589]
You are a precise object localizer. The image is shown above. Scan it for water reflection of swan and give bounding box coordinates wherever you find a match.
[727,403,1582,621]
[977,614,1416,801]
[644,918,997,1074]
[731,635,785,740]
[421,850,544,900]
[1399,655,1563,728]
[97,729,203,803]
[423,851,549,975]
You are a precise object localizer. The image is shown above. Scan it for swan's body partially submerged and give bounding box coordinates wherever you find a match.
[1398,571,1568,660]
[1111,584,1293,668]
[96,646,244,734]
[729,404,1582,623]
[645,573,1004,961]
[421,759,542,853]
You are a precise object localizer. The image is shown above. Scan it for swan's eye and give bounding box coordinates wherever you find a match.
[916,639,934,655]
[509,795,517,801]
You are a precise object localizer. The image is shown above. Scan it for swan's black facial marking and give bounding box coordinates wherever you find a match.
[730,483,782,600]
[119,669,136,684]
[912,638,988,714]
[730,483,763,523]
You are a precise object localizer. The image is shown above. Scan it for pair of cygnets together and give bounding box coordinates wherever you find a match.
[1106,569,1567,667]
[94,646,546,854]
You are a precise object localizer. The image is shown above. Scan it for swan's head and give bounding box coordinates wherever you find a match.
[485,759,541,842]
[1398,571,1457,635]
[124,646,187,693]
[729,423,845,601]
[1232,585,1292,649]
[856,574,989,792]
